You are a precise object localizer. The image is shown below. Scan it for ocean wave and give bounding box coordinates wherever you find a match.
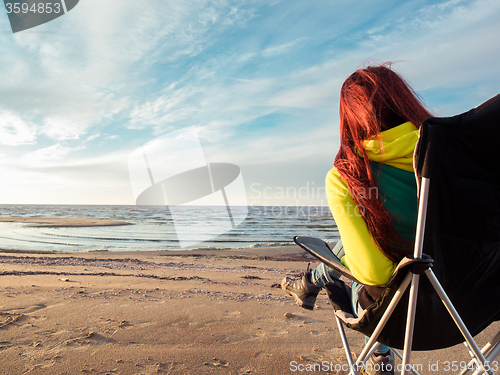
[0,234,84,247]
[184,246,231,251]
[0,204,338,252]
[248,242,294,248]
[41,232,297,244]
[41,232,175,242]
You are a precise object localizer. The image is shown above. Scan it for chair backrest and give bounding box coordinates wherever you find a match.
[409,93,500,349]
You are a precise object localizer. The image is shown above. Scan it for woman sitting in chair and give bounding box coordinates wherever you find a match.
[281,63,432,375]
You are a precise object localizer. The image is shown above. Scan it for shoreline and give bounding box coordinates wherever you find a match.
[0,244,315,261]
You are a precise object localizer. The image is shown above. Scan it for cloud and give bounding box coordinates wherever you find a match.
[39,94,128,141]
[1,0,499,205]
[86,134,100,142]
[0,148,134,204]
[262,39,302,57]
[357,0,500,87]
[41,117,86,141]
[86,0,500,139]
[0,110,37,146]
[123,0,500,179]
[21,143,80,164]
[209,121,337,166]
[0,0,264,147]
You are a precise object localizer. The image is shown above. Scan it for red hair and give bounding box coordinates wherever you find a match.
[335,63,432,261]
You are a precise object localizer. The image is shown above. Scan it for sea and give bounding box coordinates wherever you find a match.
[0,205,339,252]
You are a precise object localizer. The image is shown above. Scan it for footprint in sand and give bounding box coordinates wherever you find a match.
[2,303,46,315]
[118,320,133,328]
[203,358,229,368]
[0,304,51,329]
[0,312,24,328]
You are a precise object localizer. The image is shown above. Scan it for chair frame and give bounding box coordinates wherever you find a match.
[332,177,500,375]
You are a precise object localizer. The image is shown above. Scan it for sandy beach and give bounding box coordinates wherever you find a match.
[1,246,499,375]
[0,245,342,375]
[0,219,498,374]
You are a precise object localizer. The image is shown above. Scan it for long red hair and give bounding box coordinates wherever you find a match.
[335,63,432,261]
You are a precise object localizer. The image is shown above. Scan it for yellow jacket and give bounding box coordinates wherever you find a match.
[326,122,418,285]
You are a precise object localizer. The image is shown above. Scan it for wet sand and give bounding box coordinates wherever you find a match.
[0,217,133,228]
[0,246,498,374]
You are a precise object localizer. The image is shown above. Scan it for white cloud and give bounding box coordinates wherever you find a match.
[262,40,302,57]
[0,110,37,146]
[85,134,100,142]
[117,0,500,150]
[358,0,500,86]
[0,0,262,147]
[0,148,134,204]
[37,93,129,141]
[208,122,337,166]
[22,143,79,163]
[128,76,282,141]
[42,116,86,141]
[1,0,499,205]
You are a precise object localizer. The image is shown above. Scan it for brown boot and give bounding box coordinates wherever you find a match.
[281,273,321,310]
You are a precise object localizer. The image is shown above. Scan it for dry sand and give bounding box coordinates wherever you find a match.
[0,246,498,375]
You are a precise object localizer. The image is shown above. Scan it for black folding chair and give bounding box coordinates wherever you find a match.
[294,94,500,374]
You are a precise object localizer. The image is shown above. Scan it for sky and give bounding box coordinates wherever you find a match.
[0,0,499,206]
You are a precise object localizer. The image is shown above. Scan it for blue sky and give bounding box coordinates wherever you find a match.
[0,0,499,206]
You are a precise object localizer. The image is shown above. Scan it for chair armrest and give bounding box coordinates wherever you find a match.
[293,236,360,283]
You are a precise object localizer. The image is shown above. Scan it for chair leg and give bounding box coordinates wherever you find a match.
[400,177,431,374]
[471,335,500,375]
[460,342,481,375]
[401,273,421,374]
[357,272,413,367]
[483,330,500,358]
[392,348,422,375]
[460,331,500,375]
[425,269,494,375]
[335,315,359,375]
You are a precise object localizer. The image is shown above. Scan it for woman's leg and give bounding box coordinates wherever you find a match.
[310,241,344,287]
[310,263,340,288]
[351,281,390,354]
